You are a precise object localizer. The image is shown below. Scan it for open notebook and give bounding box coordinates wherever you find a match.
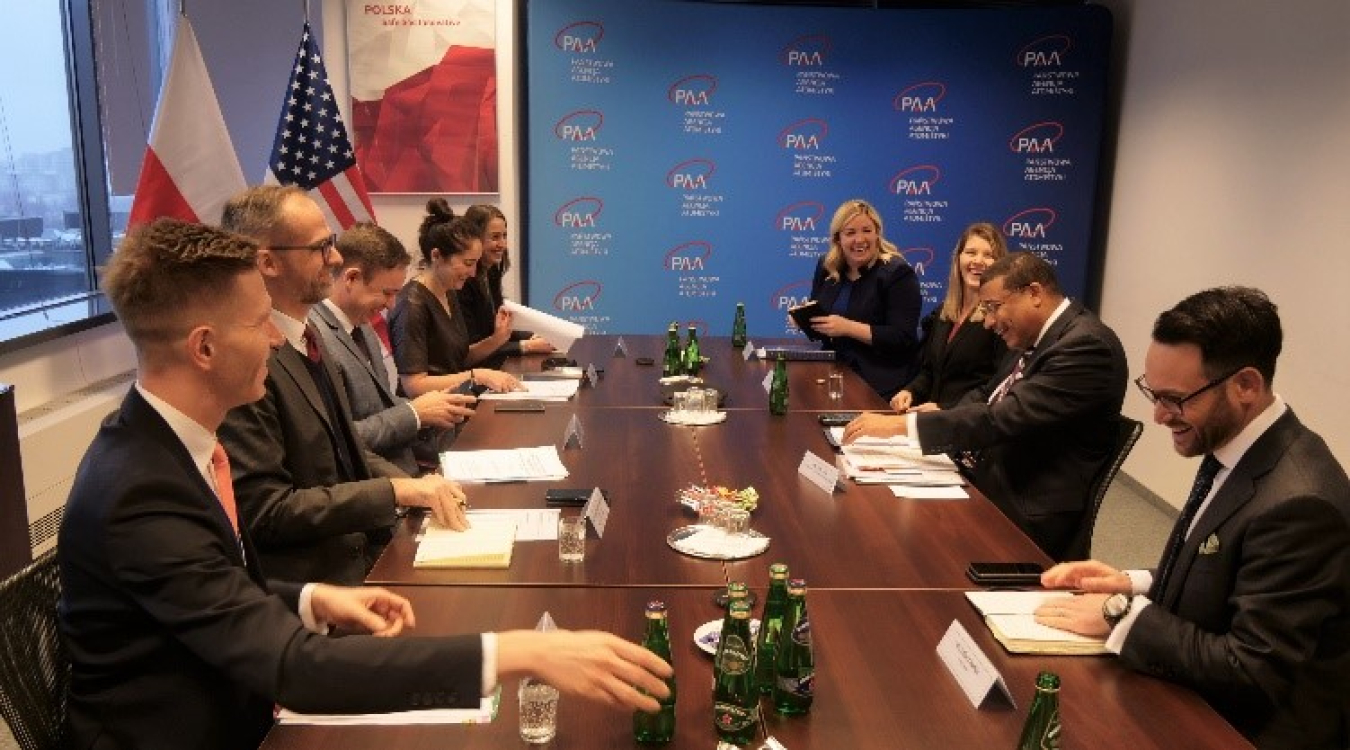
[964,591,1109,656]
[414,517,517,569]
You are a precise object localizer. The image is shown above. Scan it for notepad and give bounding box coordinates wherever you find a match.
[414,518,517,569]
[964,591,1109,655]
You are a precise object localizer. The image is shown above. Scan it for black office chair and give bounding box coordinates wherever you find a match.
[0,548,67,750]
[1064,415,1144,561]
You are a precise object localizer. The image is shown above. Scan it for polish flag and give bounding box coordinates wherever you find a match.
[126,15,246,229]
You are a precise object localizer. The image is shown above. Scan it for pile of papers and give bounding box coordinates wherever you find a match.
[414,516,518,569]
[832,433,965,488]
[440,446,569,483]
[964,591,1109,655]
[278,691,499,725]
[478,379,579,402]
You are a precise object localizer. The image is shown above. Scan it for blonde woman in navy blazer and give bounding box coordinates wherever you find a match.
[804,199,922,399]
[892,222,1010,412]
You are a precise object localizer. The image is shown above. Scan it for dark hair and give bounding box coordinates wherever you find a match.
[104,219,258,345]
[416,198,477,265]
[980,251,1061,295]
[336,222,410,278]
[219,184,307,244]
[1153,286,1281,384]
[462,204,510,273]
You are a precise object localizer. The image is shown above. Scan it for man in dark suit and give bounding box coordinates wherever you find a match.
[217,186,469,585]
[311,223,474,475]
[843,252,1128,559]
[58,219,671,750]
[1036,286,1350,749]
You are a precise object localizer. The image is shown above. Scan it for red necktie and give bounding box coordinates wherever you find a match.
[303,323,323,363]
[210,442,240,535]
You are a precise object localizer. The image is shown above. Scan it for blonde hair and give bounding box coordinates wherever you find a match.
[939,222,1007,323]
[820,199,898,283]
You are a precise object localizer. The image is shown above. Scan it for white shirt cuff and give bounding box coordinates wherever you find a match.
[481,632,498,696]
[1125,569,1152,595]
[907,412,921,448]
[297,583,330,634]
[407,401,421,430]
[1105,596,1150,654]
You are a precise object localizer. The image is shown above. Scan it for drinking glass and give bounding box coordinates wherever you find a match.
[557,516,587,563]
[518,680,560,744]
[827,370,844,401]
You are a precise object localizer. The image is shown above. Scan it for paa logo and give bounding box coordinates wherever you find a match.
[668,74,717,107]
[775,201,826,233]
[780,34,831,67]
[552,280,603,313]
[771,280,813,311]
[553,197,604,229]
[778,118,828,151]
[664,241,712,272]
[1003,207,1059,239]
[1009,121,1064,154]
[554,110,603,142]
[901,247,936,276]
[1017,34,1071,68]
[666,158,716,190]
[893,81,947,113]
[889,165,942,196]
[554,21,604,53]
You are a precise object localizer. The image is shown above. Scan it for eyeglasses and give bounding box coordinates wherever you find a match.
[977,286,1024,316]
[272,233,337,261]
[1134,368,1242,415]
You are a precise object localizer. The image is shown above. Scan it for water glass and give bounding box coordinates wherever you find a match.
[687,387,710,415]
[724,507,751,535]
[518,680,560,744]
[558,516,587,563]
[671,389,694,418]
[827,370,844,401]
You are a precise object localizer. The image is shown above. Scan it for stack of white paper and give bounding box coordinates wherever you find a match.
[838,444,964,486]
[414,517,517,569]
[278,692,499,725]
[440,446,570,483]
[502,300,585,352]
[478,379,580,401]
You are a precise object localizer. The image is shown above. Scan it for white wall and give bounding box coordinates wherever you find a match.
[1093,0,1350,508]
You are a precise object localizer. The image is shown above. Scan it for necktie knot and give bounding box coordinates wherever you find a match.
[210,442,239,535]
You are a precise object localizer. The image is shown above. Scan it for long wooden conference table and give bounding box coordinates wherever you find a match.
[263,335,1250,749]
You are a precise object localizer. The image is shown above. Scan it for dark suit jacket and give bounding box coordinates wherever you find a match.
[810,255,922,399]
[902,309,1009,409]
[219,340,406,585]
[1122,409,1350,749]
[916,301,1127,558]
[58,389,481,750]
[309,304,421,475]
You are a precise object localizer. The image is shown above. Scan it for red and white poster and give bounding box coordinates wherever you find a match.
[347,0,498,193]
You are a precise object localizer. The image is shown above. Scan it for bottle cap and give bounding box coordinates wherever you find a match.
[645,600,667,614]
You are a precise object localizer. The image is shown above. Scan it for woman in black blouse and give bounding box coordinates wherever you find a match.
[457,204,554,368]
[890,222,1009,412]
[388,199,522,398]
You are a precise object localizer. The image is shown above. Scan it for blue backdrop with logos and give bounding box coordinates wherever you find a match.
[525,0,1111,339]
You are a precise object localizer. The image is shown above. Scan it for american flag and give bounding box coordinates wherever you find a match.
[267,22,376,229]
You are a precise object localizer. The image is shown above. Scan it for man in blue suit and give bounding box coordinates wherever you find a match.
[58,218,672,750]
[1038,287,1350,749]
[310,222,474,475]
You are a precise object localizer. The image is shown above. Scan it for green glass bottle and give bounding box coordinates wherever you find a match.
[731,302,748,348]
[753,563,790,694]
[769,354,789,415]
[712,599,759,746]
[633,601,677,743]
[773,578,814,715]
[1016,671,1061,750]
[662,323,683,377]
[683,324,702,376]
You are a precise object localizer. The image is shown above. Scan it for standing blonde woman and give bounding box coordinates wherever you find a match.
[891,222,1010,412]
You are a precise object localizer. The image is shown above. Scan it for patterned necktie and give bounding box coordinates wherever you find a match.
[988,348,1033,404]
[1149,453,1223,601]
[209,442,239,535]
[302,323,322,364]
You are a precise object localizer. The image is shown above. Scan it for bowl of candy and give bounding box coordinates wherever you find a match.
[677,484,760,516]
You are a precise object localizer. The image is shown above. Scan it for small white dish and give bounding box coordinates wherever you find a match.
[693,617,762,656]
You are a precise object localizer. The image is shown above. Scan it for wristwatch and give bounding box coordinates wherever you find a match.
[1102,593,1132,628]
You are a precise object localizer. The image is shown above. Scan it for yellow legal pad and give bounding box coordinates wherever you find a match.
[414,518,518,569]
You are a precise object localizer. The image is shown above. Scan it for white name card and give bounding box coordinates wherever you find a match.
[583,487,610,538]
[797,451,840,494]
[563,414,584,450]
[742,340,756,361]
[584,362,600,387]
[936,620,1015,710]
[761,370,774,394]
[613,337,628,357]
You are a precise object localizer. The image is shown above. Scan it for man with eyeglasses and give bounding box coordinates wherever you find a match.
[218,186,472,586]
[310,222,476,475]
[842,251,1128,560]
[1035,287,1350,749]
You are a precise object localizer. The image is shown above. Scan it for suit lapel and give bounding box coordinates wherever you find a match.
[311,305,396,402]
[1160,410,1302,608]
[1021,301,1082,376]
[273,344,334,433]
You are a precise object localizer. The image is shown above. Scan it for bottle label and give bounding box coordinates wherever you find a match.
[1040,709,1061,749]
[716,634,751,675]
[713,701,758,732]
[777,670,815,697]
[790,614,812,647]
